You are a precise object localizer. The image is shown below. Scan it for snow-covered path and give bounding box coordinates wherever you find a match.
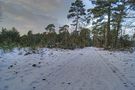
[42,48,127,90]
[0,47,135,90]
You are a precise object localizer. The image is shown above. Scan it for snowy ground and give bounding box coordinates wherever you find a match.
[0,47,135,90]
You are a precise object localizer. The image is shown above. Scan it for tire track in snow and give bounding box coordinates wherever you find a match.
[41,48,127,90]
[96,49,135,90]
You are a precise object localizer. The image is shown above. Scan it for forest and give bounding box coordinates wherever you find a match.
[0,0,135,50]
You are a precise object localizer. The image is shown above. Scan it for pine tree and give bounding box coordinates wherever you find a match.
[58,25,70,48]
[45,24,57,48]
[87,0,129,48]
[80,28,91,47]
[88,0,116,48]
[67,0,86,31]
[112,1,126,48]
[45,24,55,33]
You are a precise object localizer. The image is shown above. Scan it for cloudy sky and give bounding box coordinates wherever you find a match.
[0,0,91,35]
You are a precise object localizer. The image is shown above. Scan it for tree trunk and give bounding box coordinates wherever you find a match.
[105,4,111,49]
[103,23,106,47]
[75,15,79,32]
[114,1,125,48]
[114,22,120,48]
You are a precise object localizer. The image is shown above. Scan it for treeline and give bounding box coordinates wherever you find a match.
[0,25,92,50]
[0,0,135,50]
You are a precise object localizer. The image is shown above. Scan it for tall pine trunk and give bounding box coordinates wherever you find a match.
[75,14,79,32]
[105,4,111,49]
[114,1,125,48]
[114,23,120,48]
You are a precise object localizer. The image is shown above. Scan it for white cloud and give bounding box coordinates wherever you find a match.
[0,0,65,34]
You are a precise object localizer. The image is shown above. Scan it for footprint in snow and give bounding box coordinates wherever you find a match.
[80,53,83,55]
[30,81,39,86]
[4,76,16,81]
[123,83,128,87]
[61,82,71,85]
[42,79,46,81]
[0,77,2,81]
[61,82,65,84]
[67,82,71,85]
[4,85,9,90]
[110,52,112,55]
[33,87,36,90]
[32,64,37,67]
[38,62,41,64]
[8,65,13,69]
[40,58,43,60]
[13,71,18,75]
[131,64,134,67]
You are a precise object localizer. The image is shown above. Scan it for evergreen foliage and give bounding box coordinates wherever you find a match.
[0,26,92,50]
